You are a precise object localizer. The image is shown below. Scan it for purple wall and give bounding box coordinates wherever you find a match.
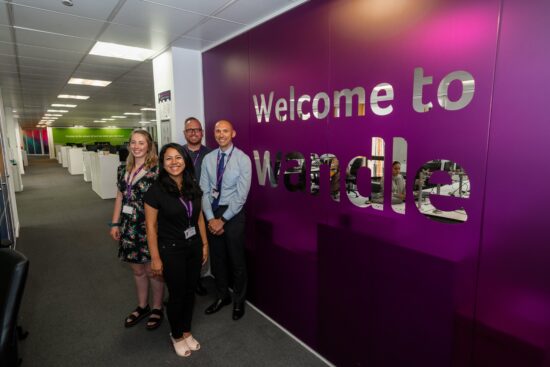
[202,0,550,366]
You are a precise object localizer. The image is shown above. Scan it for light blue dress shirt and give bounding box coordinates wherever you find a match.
[200,144,252,221]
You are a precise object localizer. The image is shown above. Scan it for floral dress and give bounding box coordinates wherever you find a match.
[116,164,158,263]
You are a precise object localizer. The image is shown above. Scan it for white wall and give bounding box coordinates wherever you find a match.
[0,89,20,238]
[153,47,205,147]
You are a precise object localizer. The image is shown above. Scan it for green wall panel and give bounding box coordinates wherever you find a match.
[52,128,133,146]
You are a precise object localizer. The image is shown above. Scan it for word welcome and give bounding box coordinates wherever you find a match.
[252,68,475,123]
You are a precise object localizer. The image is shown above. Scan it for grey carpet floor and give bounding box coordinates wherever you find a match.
[15,156,326,367]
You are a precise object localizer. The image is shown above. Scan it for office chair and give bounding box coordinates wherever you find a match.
[0,249,29,367]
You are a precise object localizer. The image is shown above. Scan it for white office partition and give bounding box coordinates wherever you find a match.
[91,152,120,199]
[68,148,84,175]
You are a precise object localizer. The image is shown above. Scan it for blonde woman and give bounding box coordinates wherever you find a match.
[109,129,164,329]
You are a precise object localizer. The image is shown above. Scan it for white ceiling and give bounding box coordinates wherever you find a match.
[0,0,308,129]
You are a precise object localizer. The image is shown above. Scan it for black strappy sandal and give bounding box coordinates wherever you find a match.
[146,309,164,330]
[124,305,151,328]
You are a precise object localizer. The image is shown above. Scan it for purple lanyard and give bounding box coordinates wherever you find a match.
[125,164,145,200]
[178,197,193,222]
[216,146,235,188]
[186,147,201,167]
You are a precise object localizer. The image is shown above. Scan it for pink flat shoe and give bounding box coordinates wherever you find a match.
[184,335,201,351]
[170,334,191,357]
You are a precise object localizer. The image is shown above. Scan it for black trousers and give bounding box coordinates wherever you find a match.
[159,237,202,339]
[208,207,247,304]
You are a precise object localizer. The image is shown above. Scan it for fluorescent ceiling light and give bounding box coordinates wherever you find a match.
[73,125,84,128]
[105,126,119,129]
[101,118,115,121]
[44,114,62,117]
[93,120,104,123]
[150,119,156,122]
[58,94,89,100]
[111,116,127,118]
[139,121,151,124]
[140,108,156,111]
[52,104,77,108]
[90,41,154,61]
[124,112,141,115]
[47,109,68,113]
[68,78,111,87]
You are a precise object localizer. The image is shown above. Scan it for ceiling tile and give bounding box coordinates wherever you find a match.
[142,0,231,16]
[184,17,244,42]
[0,25,13,42]
[171,36,214,51]
[11,0,120,21]
[17,55,79,70]
[0,41,15,55]
[13,5,105,39]
[112,0,205,36]
[0,4,10,25]
[216,0,307,25]
[99,22,172,51]
[0,54,16,65]
[15,27,94,52]
[17,43,84,62]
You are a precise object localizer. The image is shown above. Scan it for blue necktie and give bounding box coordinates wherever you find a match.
[212,152,225,211]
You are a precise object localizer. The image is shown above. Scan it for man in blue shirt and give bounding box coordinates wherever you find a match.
[200,120,252,320]
[183,116,211,296]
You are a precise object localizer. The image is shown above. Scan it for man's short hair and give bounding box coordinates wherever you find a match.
[185,117,200,125]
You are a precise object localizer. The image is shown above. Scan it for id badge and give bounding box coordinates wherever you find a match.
[211,189,220,199]
[184,226,196,239]
[122,205,134,215]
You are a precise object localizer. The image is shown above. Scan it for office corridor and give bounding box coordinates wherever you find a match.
[15,157,325,367]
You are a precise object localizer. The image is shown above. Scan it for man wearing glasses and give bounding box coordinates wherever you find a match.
[183,117,211,296]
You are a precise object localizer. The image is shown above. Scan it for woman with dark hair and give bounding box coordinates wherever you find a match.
[144,143,209,357]
[109,129,165,330]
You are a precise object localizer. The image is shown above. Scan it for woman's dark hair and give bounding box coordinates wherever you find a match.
[158,143,202,200]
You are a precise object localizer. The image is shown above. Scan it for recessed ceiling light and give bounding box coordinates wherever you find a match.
[90,41,154,62]
[44,114,62,117]
[150,119,156,122]
[93,120,104,123]
[139,121,151,124]
[68,78,111,87]
[58,94,90,100]
[52,104,77,108]
[101,118,115,121]
[140,108,156,111]
[111,116,126,118]
[73,125,84,128]
[13,110,17,112]
[47,109,68,113]
[124,112,141,115]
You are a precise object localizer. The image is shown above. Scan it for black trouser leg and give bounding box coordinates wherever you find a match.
[208,226,230,299]
[224,210,247,304]
[159,239,202,339]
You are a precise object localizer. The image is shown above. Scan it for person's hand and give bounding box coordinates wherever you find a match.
[202,245,209,265]
[110,226,120,241]
[151,257,163,277]
[208,218,224,235]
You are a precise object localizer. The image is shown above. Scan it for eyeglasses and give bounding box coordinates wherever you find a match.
[184,128,202,134]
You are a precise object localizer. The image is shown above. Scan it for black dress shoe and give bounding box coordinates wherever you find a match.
[195,280,208,296]
[205,296,232,315]
[232,302,245,321]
